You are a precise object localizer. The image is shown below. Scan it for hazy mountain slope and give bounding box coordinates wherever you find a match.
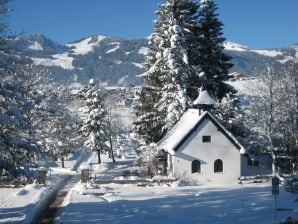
[7,34,297,85]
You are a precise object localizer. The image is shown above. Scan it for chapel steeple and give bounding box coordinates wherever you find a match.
[193,87,215,114]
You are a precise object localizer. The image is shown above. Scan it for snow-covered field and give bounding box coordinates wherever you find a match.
[0,150,91,224]
[58,182,296,224]
[0,168,74,224]
[0,149,297,224]
[56,152,297,224]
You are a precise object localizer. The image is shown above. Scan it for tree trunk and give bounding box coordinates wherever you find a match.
[266,70,276,176]
[61,156,65,168]
[97,149,101,164]
[109,137,116,163]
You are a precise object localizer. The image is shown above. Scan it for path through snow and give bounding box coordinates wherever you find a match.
[33,151,98,224]
[0,149,93,224]
[32,175,77,224]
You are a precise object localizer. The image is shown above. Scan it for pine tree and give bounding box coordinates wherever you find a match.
[133,0,200,146]
[197,0,234,101]
[133,85,164,144]
[157,20,192,130]
[80,79,108,164]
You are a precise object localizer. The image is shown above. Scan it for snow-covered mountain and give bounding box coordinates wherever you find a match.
[224,41,298,76]
[7,34,146,85]
[7,34,298,85]
[224,41,298,58]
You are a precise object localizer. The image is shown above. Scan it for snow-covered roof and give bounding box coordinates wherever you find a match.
[158,109,202,155]
[193,90,216,105]
[158,109,246,155]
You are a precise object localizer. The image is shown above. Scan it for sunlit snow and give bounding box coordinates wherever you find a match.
[32,53,74,70]
[28,41,43,51]
[0,150,296,224]
[224,41,249,52]
[106,42,120,54]
[132,62,143,68]
[67,35,107,55]
[138,47,149,55]
[251,49,283,57]
[224,41,283,57]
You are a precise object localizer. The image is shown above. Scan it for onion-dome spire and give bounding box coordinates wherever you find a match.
[193,87,215,114]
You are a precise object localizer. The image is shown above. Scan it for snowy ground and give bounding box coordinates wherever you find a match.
[0,149,92,224]
[56,152,297,224]
[0,169,73,224]
[57,183,296,224]
[0,147,297,224]
[0,171,76,224]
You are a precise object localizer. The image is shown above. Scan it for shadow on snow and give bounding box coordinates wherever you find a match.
[59,186,295,224]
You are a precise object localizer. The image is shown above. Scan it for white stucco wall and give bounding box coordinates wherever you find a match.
[172,119,242,185]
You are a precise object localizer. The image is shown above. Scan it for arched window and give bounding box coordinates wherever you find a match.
[192,160,201,173]
[214,159,223,173]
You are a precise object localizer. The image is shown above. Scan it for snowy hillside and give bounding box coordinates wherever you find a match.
[67,35,107,55]
[224,41,289,58]
[32,53,74,70]
[28,41,43,51]
[224,41,249,52]
[7,34,298,85]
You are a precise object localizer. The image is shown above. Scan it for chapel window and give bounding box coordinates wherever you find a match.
[202,135,211,143]
[192,160,201,173]
[214,159,223,173]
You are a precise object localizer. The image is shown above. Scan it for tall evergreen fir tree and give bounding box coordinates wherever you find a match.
[133,0,200,146]
[197,0,242,142]
[133,86,164,144]
[197,0,234,101]
[80,79,108,164]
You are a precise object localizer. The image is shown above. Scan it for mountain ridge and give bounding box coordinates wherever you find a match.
[7,33,297,85]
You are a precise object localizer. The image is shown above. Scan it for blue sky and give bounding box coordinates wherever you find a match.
[7,0,298,49]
